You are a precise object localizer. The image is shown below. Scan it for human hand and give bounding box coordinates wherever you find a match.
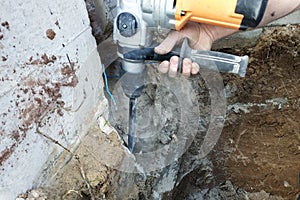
[154,22,238,77]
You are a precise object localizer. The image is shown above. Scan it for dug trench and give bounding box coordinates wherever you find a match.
[85,3,300,198]
[213,25,300,199]
[162,25,300,199]
[101,25,300,199]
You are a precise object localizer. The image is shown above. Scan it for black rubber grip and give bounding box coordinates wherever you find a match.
[123,48,179,61]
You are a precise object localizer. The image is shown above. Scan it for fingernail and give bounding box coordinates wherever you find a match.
[191,62,200,74]
[169,56,179,77]
[158,61,169,73]
[182,58,192,77]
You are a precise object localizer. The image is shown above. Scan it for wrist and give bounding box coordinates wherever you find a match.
[259,0,300,26]
[210,26,239,42]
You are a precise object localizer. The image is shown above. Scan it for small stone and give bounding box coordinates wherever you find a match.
[283,180,291,188]
[31,190,40,198]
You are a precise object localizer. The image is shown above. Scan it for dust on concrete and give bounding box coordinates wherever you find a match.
[108,67,201,154]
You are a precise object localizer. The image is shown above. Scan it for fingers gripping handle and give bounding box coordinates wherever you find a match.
[123,42,249,77]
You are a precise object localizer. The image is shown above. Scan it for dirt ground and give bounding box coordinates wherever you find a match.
[202,25,300,199]
[170,25,300,200]
[220,25,300,199]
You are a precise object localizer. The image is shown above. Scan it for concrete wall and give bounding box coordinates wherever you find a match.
[0,0,106,199]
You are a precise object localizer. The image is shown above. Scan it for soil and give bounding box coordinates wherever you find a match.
[220,25,300,199]
[171,25,300,199]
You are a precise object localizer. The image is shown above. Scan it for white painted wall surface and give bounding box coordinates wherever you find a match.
[0,0,105,199]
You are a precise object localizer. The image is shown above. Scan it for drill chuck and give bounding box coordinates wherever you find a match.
[120,60,146,99]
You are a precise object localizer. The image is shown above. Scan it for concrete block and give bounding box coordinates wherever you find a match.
[0,0,106,199]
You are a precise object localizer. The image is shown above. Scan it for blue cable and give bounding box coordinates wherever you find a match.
[102,64,117,110]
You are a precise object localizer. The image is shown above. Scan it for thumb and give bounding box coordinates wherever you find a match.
[154,31,183,55]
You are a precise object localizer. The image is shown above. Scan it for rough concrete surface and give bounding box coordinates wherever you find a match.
[0,0,106,199]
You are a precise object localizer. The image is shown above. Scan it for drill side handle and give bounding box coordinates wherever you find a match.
[123,48,179,62]
[123,47,249,77]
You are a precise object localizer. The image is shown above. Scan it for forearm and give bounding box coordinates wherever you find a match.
[259,0,300,26]
[212,0,300,41]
